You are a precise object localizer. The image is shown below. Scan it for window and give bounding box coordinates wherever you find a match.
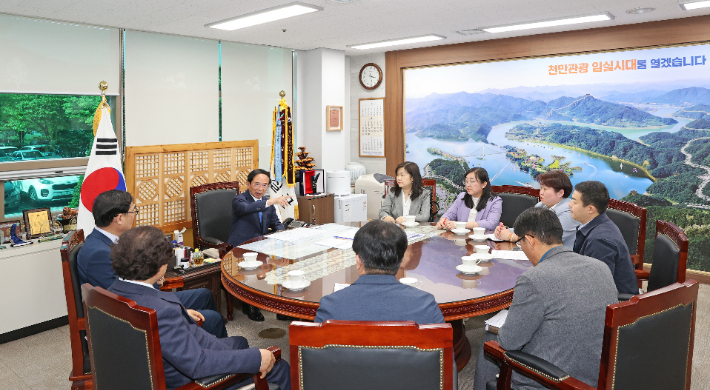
[4,174,81,219]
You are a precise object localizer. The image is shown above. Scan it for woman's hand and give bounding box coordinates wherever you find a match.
[395,216,406,224]
[494,222,517,242]
[444,220,457,230]
[382,216,396,223]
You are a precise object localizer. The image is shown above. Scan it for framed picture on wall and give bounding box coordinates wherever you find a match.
[0,220,21,244]
[23,208,52,239]
[326,105,343,131]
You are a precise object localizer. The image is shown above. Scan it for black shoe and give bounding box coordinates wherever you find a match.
[242,304,264,322]
[276,314,296,321]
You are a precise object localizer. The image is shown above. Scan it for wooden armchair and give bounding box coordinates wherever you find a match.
[59,229,92,390]
[490,185,540,228]
[635,220,689,291]
[606,198,646,271]
[383,178,439,222]
[289,320,455,390]
[484,280,699,390]
[82,284,279,390]
[190,181,239,256]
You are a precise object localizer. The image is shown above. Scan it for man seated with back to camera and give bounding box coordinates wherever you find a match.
[473,207,618,390]
[315,219,444,324]
[77,189,227,338]
[228,168,291,322]
[108,226,290,390]
[569,180,638,295]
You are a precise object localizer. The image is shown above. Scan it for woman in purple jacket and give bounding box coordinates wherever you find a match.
[435,167,502,231]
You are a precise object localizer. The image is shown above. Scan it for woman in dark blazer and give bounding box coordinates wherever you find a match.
[379,161,431,223]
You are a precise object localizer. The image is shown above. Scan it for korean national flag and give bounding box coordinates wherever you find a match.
[76,107,127,235]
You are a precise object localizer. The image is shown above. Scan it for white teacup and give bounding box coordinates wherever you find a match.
[475,245,490,254]
[462,256,482,267]
[288,270,306,284]
[404,215,416,224]
[472,227,486,238]
[454,221,467,230]
[243,252,258,262]
[400,277,418,286]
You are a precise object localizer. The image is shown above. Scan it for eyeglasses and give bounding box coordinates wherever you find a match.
[125,209,140,216]
[514,234,533,248]
[463,179,480,185]
[251,183,269,188]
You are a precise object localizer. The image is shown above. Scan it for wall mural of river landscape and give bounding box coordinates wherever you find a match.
[405,42,710,273]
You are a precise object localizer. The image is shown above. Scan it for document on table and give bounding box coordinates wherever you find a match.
[405,231,425,242]
[314,237,354,250]
[333,228,359,240]
[333,283,350,292]
[268,227,326,242]
[492,250,529,261]
[485,309,508,333]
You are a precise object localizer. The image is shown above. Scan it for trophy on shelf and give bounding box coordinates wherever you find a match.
[38,218,64,242]
[9,223,32,247]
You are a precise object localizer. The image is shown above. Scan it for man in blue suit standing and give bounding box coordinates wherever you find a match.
[77,190,227,338]
[228,169,291,322]
[315,219,444,324]
[108,226,290,390]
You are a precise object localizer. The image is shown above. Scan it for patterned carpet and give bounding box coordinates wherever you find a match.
[1,284,708,389]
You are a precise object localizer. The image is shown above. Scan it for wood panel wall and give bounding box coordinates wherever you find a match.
[385,14,710,174]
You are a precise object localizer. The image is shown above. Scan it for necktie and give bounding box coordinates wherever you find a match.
[573,227,583,253]
[258,211,263,228]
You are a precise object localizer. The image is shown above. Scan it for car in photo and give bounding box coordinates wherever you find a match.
[19,145,53,156]
[4,181,21,211]
[0,146,18,159]
[17,176,79,204]
[11,150,47,161]
[0,149,15,162]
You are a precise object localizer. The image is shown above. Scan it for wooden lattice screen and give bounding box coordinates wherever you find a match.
[124,141,258,232]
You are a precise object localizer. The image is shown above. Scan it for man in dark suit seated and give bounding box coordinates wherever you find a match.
[77,189,227,338]
[569,180,638,295]
[228,169,291,322]
[108,226,290,390]
[315,219,445,324]
[473,208,618,390]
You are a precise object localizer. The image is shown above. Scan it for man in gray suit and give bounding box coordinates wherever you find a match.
[314,219,444,324]
[473,207,618,390]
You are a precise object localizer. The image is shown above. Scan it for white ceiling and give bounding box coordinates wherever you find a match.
[1,0,709,56]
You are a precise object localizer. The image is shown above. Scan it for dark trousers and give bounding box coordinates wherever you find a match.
[226,336,291,390]
[175,288,227,338]
[473,331,500,390]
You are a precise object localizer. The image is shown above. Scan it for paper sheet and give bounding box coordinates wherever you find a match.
[485,309,508,331]
[333,228,359,240]
[334,283,350,292]
[267,227,327,242]
[314,237,354,250]
[492,250,529,261]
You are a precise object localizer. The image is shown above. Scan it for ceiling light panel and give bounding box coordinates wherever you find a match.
[482,13,614,34]
[350,35,446,50]
[206,2,322,31]
[679,1,710,10]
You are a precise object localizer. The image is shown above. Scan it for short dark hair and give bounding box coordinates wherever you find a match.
[92,190,134,227]
[513,207,563,246]
[352,220,408,275]
[574,181,609,214]
[247,169,271,184]
[537,170,573,198]
[111,226,172,281]
[393,161,425,200]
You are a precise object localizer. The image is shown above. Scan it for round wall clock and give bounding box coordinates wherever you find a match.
[359,63,383,90]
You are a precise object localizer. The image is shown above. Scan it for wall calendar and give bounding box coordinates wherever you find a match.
[358,97,385,158]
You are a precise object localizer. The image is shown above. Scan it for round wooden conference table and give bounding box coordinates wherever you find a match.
[221,223,533,370]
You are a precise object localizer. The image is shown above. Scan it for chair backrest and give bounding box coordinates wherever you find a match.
[290,320,454,390]
[59,229,92,381]
[648,220,689,292]
[606,198,646,267]
[83,284,167,390]
[384,179,439,222]
[598,280,698,390]
[490,185,540,228]
[190,181,240,246]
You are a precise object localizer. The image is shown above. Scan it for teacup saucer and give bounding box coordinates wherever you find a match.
[456,264,483,275]
[486,234,504,242]
[239,261,262,270]
[282,280,311,291]
[401,221,419,228]
[451,228,471,235]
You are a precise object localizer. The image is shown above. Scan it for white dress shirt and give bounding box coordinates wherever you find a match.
[467,197,480,222]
